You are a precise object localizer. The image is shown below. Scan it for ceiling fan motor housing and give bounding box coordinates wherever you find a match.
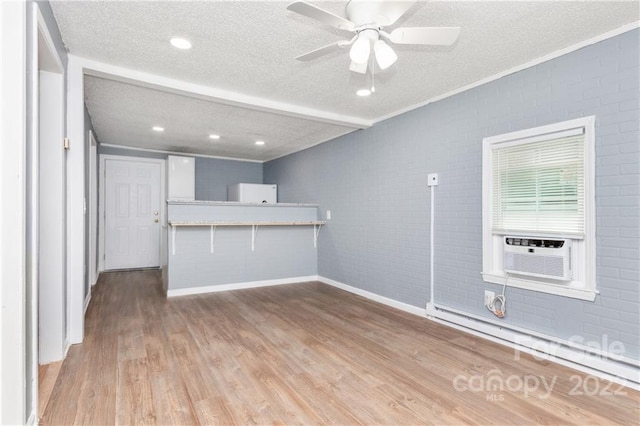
[345,0,396,27]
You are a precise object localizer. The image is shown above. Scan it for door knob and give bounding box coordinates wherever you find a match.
[154,211,159,216]
[154,218,159,223]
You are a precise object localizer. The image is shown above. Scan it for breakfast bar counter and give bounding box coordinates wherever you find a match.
[163,201,323,296]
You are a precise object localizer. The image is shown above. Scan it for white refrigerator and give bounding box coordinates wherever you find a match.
[228,183,277,203]
[167,155,195,200]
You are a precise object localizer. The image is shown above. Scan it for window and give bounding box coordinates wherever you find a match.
[482,117,596,301]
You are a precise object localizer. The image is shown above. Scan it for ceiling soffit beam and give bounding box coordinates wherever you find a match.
[74,56,372,130]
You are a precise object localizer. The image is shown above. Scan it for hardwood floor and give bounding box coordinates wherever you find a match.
[38,360,63,418]
[41,270,639,425]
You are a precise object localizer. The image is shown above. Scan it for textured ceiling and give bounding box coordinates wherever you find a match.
[84,75,354,161]
[51,1,639,161]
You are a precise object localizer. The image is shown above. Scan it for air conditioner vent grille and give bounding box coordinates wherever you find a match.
[505,253,565,278]
[503,236,572,281]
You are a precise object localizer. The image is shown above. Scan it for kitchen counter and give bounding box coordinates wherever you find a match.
[167,200,318,207]
[163,201,322,296]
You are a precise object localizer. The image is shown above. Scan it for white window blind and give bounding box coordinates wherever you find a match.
[491,130,585,237]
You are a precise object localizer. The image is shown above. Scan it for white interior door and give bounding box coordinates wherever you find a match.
[104,159,161,270]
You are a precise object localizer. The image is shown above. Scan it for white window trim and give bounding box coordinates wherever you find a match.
[482,116,597,301]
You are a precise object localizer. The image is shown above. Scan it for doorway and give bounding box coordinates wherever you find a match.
[38,66,66,364]
[101,157,164,270]
[34,2,66,418]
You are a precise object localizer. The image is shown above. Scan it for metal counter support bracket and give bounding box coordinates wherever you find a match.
[251,225,258,251]
[168,221,326,254]
[210,225,216,254]
[171,225,176,255]
[313,224,321,248]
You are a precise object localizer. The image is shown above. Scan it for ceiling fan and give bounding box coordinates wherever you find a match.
[287,0,461,74]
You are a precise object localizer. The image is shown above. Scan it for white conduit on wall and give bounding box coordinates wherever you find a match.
[429,181,435,308]
[425,177,640,388]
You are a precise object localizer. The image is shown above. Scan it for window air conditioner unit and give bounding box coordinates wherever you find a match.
[503,236,572,281]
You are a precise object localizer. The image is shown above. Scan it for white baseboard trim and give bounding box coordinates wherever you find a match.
[83,292,91,314]
[167,275,319,297]
[317,276,427,318]
[26,411,36,426]
[91,271,100,287]
[426,303,640,390]
[314,275,639,391]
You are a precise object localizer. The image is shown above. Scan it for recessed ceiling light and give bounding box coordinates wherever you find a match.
[356,89,371,97]
[152,126,165,132]
[255,140,265,146]
[170,37,192,50]
[209,134,221,140]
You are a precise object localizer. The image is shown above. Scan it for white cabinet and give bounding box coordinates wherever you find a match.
[228,183,277,203]
[167,155,195,201]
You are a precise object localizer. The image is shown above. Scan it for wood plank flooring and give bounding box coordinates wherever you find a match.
[38,360,63,419]
[40,270,639,425]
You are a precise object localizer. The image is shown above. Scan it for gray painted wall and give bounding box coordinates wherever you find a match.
[265,30,640,360]
[195,157,263,201]
[97,146,263,201]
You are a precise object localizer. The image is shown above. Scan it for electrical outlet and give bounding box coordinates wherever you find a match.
[484,290,495,308]
[427,173,438,186]
[326,210,331,220]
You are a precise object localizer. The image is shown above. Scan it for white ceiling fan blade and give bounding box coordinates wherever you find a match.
[287,1,356,31]
[388,27,461,45]
[374,1,417,27]
[295,41,346,61]
[349,60,368,74]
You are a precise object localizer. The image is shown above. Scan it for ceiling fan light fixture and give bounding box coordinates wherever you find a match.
[349,60,368,74]
[349,35,371,64]
[374,40,397,70]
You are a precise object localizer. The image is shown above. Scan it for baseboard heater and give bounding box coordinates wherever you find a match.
[426,303,640,389]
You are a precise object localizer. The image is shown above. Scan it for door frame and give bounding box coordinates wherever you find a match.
[35,1,66,368]
[1,1,27,423]
[98,154,166,272]
[88,131,98,286]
